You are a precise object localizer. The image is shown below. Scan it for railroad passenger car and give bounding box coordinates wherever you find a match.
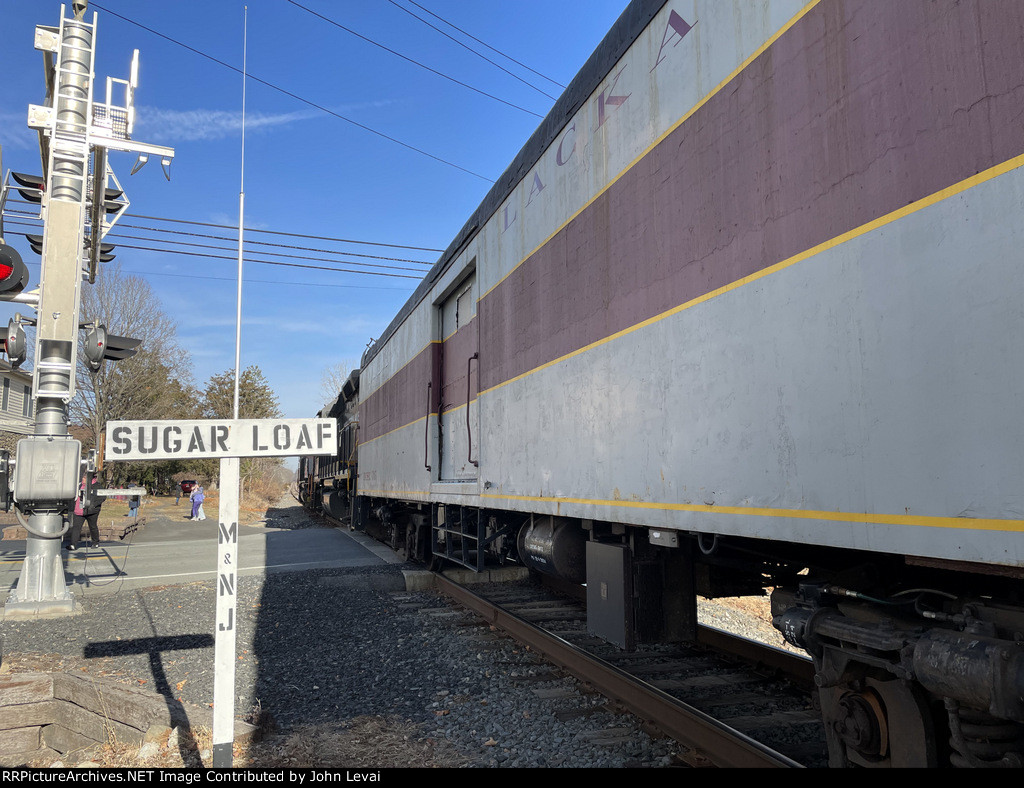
[305,0,1024,767]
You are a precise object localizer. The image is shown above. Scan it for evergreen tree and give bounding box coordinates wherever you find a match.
[199,365,284,493]
[202,365,281,420]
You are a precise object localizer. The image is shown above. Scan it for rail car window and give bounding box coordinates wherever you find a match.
[456,282,474,329]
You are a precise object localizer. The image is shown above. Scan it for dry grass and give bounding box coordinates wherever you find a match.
[125,486,289,526]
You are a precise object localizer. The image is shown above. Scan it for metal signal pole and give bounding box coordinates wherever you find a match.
[3,2,174,618]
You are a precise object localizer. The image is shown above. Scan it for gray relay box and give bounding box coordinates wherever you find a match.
[13,437,81,504]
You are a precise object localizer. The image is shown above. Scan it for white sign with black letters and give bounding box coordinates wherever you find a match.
[104,418,335,767]
[105,418,335,460]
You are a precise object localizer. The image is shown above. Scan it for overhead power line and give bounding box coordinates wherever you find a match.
[89,2,496,183]
[4,211,433,279]
[123,268,415,292]
[109,226,433,268]
[398,0,567,90]
[385,0,558,101]
[286,0,547,117]
[5,202,442,257]
[124,212,444,253]
[6,221,422,280]
[92,243,425,279]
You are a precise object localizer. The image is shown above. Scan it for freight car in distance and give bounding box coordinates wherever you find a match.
[300,0,1024,769]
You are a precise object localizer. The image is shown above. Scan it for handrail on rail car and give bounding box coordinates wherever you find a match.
[467,352,479,467]
[424,381,432,473]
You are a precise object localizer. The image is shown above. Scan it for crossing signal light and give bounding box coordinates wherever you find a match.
[0,243,29,297]
[26,234,115,263]
[83,323,141,371]
[11,172,122,212]
[1,318,27,368]
[87,236,116,262]
[100,189,125,215]
[11,172,44,204]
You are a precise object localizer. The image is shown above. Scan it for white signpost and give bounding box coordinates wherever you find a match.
[105,417,335,767]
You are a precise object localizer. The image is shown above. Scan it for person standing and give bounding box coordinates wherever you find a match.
[190,484,204,520]
[69,472,102,551]
[128,488,140,521]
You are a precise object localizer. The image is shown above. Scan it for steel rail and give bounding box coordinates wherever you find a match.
[696,625,816,689]
[434,574,804,768]
[536,572,816,688]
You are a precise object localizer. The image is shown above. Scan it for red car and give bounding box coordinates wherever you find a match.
[180,480,196,495]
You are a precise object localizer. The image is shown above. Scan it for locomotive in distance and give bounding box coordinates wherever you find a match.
[300,0,1024,769]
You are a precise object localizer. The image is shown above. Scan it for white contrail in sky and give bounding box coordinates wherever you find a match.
[136,106,317,142]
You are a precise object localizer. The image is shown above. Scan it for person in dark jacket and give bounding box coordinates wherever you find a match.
[69,472,102,551]
[128,482,140,521]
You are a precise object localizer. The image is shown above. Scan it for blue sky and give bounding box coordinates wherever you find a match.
[0,0,628,422]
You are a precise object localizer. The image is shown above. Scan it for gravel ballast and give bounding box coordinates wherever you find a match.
[1,521,686,768]
[1,497,796,768]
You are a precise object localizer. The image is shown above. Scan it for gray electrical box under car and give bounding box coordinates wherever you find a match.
[586,541,634,650]
[13,437,81,504]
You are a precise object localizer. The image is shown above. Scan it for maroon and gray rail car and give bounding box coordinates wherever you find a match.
[299,0,1024,767]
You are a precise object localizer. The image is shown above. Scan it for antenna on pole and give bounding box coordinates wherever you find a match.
[214,5,248,771]
[233,6,247,420]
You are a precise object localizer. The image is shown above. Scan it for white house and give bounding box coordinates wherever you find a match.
[0,365,34,452]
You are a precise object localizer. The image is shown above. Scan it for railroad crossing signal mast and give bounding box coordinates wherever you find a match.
[0,2,174,617]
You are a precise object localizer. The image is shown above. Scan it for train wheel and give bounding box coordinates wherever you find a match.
[819,678,936,767]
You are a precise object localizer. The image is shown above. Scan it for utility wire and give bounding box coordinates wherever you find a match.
[4,204,440,261]
[400,0,567,89]
[101,223,435,267]
[121,267,415,291]
[99,232,431,273]
[386,0,559,100]
[80,241,424,279]
[124,212,444,253]
[286,0,546,118]
[4,245,415,292]
[3,216,428,279]
[88,2,495,183]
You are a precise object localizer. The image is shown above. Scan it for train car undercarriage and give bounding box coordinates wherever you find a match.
[348,495,1024,767]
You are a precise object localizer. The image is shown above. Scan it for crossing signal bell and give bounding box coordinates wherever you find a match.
[83,324,142,372]
[2,319,27,368]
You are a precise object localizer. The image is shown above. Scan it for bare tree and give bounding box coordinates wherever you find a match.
[318,358,359,412]
[71,262,197,457]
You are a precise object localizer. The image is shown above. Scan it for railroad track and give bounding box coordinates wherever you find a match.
[431,573,828,768]
[309,507,828,766]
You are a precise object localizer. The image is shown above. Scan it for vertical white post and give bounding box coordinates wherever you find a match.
[215,8,247,767]
[233,6,247,419]
[212,455,240,768]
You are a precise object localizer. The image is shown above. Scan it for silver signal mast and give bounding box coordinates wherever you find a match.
[2,1,175,617]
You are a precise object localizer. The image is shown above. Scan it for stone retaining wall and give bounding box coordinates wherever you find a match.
[0,672,255,766]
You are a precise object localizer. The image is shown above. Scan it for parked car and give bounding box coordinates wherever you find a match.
[180,480,196,495]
